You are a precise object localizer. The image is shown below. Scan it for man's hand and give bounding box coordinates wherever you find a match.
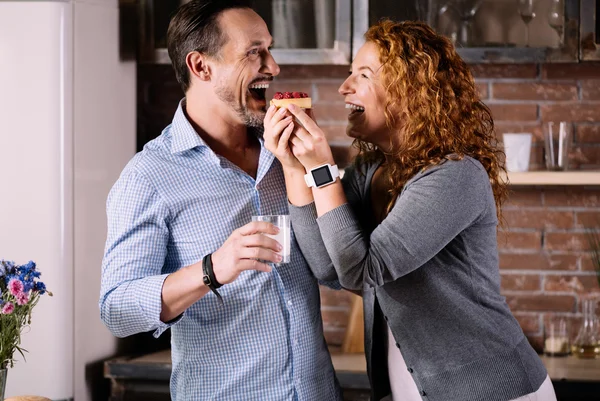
[285,104,335,170]
[160,221,282,321]
[263,104,304,171]
[211,221,283,284]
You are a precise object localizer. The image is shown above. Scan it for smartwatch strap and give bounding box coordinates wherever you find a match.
[202,253,224,305]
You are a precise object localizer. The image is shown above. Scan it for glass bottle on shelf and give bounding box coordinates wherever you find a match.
[517,0,536,47]
[254,0,337,49]
[451,0,485,47]
[543,314,570,357]
[547,0,565,47]
[571,297,600,359]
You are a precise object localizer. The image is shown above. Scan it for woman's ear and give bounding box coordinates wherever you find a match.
[186,51,211,82]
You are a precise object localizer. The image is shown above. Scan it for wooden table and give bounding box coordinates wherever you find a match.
[104,350,600,401]
[540,354,600,382]
[332,352,600,381]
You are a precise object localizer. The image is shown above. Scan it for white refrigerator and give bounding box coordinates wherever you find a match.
[0,0,136,399]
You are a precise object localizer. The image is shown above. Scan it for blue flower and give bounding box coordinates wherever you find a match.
[34,282,47,295]
[1,260,16,275]
[4,274,16,286]
[0,259,49,298]
[1,260,15,267]
[23,281,33,292]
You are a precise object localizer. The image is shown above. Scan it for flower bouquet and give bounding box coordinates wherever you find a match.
[0,260,52,376]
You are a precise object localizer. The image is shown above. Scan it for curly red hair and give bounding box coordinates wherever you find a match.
[354,20,508,222]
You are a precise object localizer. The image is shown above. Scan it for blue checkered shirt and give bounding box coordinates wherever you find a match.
[99,101,342,401]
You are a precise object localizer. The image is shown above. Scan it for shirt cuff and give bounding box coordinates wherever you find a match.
[288,201,318,226]
[317,203,357,236]
[131,273,185,338]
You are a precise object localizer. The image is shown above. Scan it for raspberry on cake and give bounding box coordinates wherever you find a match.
[270,91,312,109]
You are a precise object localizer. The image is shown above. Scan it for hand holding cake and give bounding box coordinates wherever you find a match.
[264,89,333,175]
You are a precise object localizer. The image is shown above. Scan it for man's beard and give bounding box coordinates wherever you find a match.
[215,85,265,128]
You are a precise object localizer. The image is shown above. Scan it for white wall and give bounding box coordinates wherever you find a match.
[0,2,74,398]
[0,0,135,399]
[73,0,136,399]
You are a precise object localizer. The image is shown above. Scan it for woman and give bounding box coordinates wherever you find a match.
[263,20,556,401]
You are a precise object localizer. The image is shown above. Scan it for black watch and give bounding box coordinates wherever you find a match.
[202,253,223,304]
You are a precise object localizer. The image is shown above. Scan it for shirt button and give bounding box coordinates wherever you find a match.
[421,390,426,396]
[395,342,400,349]
[384,315,389,321]
[407,367,414,373]
[287,300,292,306]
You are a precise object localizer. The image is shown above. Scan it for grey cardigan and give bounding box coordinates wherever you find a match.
[289,156,547,401]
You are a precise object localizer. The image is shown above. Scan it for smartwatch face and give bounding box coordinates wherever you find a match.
[312,165,333,187]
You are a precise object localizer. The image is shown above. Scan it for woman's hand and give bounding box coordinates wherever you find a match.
[286,104,335,170]
[263,105,303,171]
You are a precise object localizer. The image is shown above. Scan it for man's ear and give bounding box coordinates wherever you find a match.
[186,51,211,82]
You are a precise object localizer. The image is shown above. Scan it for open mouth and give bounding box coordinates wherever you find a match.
[345,103,365,116]
[249,83,269,102]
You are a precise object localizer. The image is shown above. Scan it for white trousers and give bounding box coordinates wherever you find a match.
[509,375,557,401]
[382,374,557,401]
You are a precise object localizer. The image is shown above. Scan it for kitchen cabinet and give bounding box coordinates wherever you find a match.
[354,0,582,63]
[131,0,598,64]
[136,0,351,64]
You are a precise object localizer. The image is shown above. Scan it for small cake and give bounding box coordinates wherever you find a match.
[270,91,312,109]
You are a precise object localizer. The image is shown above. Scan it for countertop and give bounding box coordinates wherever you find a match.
[330,352,600,383]
[104,350,600,401]
[104,349,600,384]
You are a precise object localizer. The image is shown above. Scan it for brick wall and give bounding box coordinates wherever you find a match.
[138,62,600,352]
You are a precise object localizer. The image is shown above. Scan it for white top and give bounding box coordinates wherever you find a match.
[386,323,422,401]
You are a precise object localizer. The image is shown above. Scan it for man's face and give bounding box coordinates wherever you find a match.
[211,9,280,128]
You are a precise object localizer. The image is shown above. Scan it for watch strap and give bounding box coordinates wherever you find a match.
[304,172,315,187]
[330,164,340,179]
[202,253,224,304]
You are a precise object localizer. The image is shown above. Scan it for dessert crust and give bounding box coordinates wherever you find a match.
[270,97,312,109]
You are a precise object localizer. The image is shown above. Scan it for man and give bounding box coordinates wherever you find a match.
[99,1,342,400]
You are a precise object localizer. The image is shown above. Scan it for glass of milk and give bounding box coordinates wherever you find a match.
[543,314,570,357]
[251,215,291,265]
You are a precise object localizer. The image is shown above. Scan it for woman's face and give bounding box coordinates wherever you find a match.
[338,42,397,149]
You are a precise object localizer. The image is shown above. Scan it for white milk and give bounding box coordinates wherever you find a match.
[252,215,291,264]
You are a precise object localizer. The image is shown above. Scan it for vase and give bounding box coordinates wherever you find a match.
[571,297,600,359]
[0,368,6,400]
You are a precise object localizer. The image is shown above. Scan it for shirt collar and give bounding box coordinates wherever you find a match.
[170,99,266,154]
[170,99,210,154]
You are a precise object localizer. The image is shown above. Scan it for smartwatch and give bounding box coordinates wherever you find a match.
[304,163,340,188]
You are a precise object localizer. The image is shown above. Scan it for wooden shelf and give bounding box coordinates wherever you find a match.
[340,170,600,186]
[506,171,600,186]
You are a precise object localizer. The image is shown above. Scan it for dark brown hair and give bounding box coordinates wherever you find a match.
[357,20,508,222]
[167,0,253,92]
